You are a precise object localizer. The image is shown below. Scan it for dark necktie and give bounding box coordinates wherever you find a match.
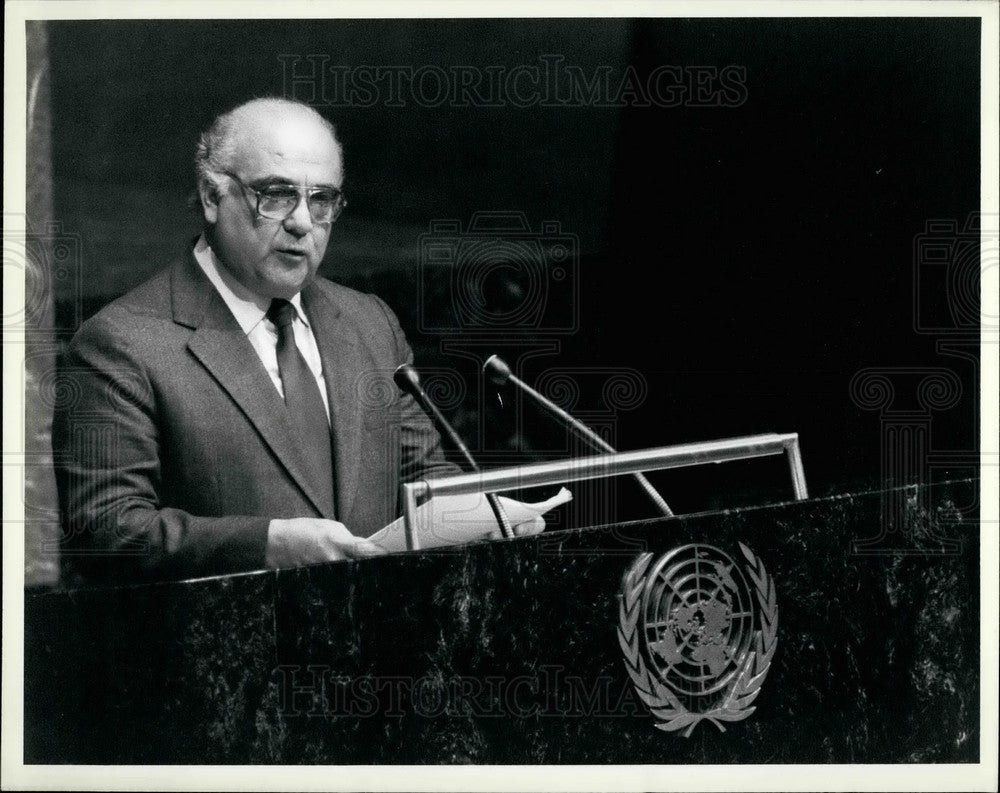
[266,298,336,516]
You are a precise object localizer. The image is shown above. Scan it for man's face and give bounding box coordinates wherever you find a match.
[201,112,343,300]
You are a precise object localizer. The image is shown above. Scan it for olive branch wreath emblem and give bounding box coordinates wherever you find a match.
[617,542,778,737]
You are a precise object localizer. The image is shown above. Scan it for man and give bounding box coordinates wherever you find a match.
[54,97,461,582]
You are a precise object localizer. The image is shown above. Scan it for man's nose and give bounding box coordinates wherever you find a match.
[282,195,314,235]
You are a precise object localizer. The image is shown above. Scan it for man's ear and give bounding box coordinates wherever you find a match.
[198,178,220,224]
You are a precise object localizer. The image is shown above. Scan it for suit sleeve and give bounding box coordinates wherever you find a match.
[369,295,461,484]
[53,308,271,583]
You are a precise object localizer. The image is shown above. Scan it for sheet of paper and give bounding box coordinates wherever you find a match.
[369,487,573,553]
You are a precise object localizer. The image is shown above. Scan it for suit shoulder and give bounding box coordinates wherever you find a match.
[311,277,398,325]
[71,265,176,348]
[312,277,383,308]
[114,265,176,316]
[308,277,408,360]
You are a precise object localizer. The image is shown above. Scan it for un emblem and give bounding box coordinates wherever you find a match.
[617,543,778,736]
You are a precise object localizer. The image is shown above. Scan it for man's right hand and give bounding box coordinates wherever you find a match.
[265,518,385,569]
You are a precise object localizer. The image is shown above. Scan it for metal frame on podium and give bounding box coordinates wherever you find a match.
[400,432,808,551]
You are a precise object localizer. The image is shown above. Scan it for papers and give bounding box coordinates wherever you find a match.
[369,487,573,553]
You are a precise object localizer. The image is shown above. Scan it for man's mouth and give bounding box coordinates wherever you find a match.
[276,248,308,258]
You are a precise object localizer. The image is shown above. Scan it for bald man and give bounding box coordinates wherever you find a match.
[54,98,459,582]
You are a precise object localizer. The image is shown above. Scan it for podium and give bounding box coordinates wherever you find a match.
[24,441,978,764]
[24,434,980,764]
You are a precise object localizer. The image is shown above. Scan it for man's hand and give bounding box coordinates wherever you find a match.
[266,518,385,569]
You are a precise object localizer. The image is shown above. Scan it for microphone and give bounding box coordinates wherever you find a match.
[483,355,673,517]
[393,364,515,539]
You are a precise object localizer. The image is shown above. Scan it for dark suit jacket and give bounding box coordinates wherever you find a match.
[54,250,457,582]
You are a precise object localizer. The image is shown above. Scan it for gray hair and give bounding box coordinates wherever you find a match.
[194,97,342,196]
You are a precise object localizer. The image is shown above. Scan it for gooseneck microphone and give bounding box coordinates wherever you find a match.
[393,364,515,539]
[483,355,674,517]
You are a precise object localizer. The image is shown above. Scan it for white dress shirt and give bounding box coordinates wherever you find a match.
[192,235,331,423]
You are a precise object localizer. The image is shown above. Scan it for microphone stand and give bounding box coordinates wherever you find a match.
[394,364,516,539]
[483,355,673,517]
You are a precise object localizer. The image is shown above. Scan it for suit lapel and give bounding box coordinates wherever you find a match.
[301,283,362,521]
[172,253,335,519]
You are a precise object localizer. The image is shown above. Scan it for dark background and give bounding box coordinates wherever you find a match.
[45,17,981,523]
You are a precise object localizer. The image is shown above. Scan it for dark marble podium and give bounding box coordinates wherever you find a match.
[25,479,978,764]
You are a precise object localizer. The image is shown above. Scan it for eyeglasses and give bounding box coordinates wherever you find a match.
[223,171,347,224]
